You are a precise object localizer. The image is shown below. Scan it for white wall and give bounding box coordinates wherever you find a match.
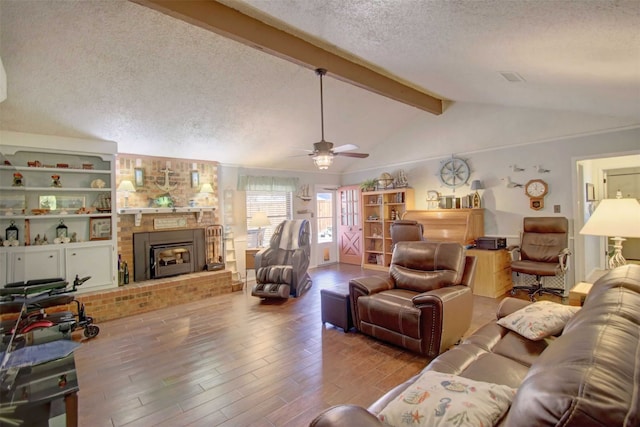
[217,127,639,286]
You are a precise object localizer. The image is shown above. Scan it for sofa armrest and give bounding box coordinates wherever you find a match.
[411,284,470,306]
[349,276,393,296]
[412,285,474,354]
[309,405,382,427]
[496,297,531,319]
[254,247,275,268]
[349,276,394,330]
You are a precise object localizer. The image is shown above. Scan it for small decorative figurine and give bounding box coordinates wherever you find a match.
[70,232,78,243]
[51,175,62,187]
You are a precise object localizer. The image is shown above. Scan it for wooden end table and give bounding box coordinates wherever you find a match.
[569,282,593,306]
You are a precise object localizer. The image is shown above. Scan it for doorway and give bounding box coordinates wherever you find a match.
[605,167,640,261]
[574,153,640,282]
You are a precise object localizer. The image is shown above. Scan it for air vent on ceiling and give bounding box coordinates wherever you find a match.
[499,71,526,83]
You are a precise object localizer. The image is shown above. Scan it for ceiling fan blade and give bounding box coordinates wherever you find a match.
[332,144,359,153]
[335,152,369,158]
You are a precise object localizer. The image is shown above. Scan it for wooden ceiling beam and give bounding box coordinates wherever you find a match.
[130,0,443,115]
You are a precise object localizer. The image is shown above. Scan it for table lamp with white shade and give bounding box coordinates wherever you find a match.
[117,180,136,208]
[249,211,270,247]
[579,195,640,269]
[200,183,214,206]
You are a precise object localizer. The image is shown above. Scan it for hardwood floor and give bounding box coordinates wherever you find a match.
[74,263,503,427]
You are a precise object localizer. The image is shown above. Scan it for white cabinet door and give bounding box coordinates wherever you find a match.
[65,243,114,291]
[0,252,6,287]
[9,248,64,284]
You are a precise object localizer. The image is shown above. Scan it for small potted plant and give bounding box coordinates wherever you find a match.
[360,178,378,192]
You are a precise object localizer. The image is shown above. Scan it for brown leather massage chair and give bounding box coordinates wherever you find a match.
[349,241,476,357]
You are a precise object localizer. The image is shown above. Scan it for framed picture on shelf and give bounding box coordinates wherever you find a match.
[0,194,26,213]
[39,195,85,211]
[191,170,199,188]
[134,167,145,188]
[89,217,111,240]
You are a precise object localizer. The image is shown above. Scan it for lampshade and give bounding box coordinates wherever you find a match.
[117,180,136,192]
[117,180,136,208]
[200,183,214,194]
[249,211,271,227]
[313,154,333,170]
[580,198,640,238]
[470,180,484,191]
[580,197,640,268]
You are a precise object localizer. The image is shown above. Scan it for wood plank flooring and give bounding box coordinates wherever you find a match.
[74,263,503,427]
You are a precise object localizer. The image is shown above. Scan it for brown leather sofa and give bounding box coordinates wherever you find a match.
[349,241,477,357]
[312,264,640,427]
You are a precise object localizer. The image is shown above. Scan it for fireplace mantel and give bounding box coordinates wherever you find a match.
[119,207,215,226]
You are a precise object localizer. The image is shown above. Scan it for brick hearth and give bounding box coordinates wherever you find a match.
[76,269,235,323]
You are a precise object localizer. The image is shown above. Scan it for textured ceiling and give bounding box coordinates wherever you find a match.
[0,0,639,173]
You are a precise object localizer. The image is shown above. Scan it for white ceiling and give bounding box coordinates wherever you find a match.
[1,0,639,173]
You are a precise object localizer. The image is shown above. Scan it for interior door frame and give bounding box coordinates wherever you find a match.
[572,150,640,282]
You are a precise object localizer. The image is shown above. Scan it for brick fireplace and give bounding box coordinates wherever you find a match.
[133,229,206,281]
[80,154,239,322]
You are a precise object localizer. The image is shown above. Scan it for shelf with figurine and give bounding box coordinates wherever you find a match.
[0,131,118,288]
[361,187,415,270]
[0,164,108,173]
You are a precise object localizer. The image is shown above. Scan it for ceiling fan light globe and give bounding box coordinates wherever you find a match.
[313,154,333,170]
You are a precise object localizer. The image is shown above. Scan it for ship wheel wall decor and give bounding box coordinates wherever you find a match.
[438,156,471,189]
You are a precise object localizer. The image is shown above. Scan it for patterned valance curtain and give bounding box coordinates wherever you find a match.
[237,175,299,192]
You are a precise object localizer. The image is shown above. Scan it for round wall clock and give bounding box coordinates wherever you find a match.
[525,179,548,210]
[438,156,471,189]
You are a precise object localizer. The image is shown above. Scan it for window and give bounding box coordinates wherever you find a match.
[317,191,334,243]
[246,191,293,246]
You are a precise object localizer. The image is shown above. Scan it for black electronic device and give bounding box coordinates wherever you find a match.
[476,237,507,250]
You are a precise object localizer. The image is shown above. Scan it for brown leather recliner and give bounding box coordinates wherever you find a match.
[349,241,477,357]
[389,220,424,246]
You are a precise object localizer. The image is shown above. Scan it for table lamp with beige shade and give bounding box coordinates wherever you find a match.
[199,183,214,206]
[579,194,640,269]
[249,211,270,248]
[117,180,136,208]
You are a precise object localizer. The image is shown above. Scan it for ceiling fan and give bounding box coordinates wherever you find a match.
[308,68,369,170]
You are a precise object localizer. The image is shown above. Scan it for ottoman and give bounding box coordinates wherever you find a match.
[320,285,353,332]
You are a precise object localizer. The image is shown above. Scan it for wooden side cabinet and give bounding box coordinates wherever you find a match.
[466,248,512,298]
[245,248,260,289]
[569,282,593,306]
